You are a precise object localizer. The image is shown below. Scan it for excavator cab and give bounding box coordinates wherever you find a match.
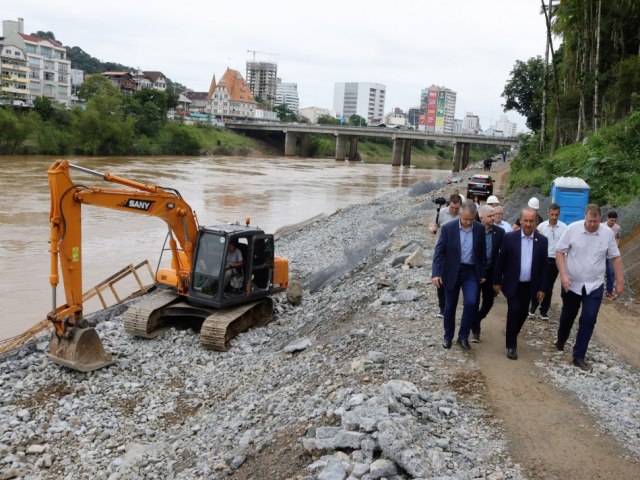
[189,225,284,308]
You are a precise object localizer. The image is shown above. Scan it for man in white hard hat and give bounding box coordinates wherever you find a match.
[486,195,500,207]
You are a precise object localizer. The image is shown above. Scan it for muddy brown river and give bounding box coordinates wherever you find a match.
[0,155,446,340]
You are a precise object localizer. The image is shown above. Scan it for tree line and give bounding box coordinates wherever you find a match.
[502,0,640,206]
[503,0,640,152]
[0,75,210,155]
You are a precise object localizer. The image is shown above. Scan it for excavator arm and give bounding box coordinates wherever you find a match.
[47,160,199,371]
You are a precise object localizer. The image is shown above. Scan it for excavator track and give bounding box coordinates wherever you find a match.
[200,298,273,351]
[123,288,181,338]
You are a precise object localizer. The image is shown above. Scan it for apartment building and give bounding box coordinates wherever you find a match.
[246,61,277,107]
[209,68,256,119]
[333,82,386,124]
[420,85,456,134]
[2,18,71,107]
[275,79,299,113]
[0,40,29,105]
[463,112,481,134]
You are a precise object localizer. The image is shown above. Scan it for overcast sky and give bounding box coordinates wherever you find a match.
[6,1,548,131]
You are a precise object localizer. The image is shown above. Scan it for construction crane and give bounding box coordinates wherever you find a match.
[246,50,278,62]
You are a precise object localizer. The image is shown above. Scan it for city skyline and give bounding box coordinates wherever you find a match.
[5,1,548,131]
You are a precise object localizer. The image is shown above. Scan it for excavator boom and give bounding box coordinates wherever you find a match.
[48,160,199,371]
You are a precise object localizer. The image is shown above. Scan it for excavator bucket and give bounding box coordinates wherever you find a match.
[49,327,113,372]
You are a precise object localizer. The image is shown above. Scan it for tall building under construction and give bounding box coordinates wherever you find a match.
[246,61,278,107]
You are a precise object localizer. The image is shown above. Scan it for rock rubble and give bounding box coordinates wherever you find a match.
[0,178,637,479]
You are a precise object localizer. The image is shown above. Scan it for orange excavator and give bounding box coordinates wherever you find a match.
[48,160,288,372]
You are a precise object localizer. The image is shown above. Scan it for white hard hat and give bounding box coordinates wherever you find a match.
[528,197,540,209]
[486,195,500,205]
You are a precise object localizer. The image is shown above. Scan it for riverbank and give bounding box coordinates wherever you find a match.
[1,163,639,479]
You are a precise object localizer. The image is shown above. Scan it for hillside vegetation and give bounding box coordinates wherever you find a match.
[503,1,640,207]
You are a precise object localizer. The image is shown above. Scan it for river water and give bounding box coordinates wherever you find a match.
[0,155,446,340]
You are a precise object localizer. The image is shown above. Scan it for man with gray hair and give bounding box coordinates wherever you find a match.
[432,200,487,351]
[471,205,505,342]
[555,204,624,371]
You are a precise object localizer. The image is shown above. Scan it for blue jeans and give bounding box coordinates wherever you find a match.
[443,265,480,341]
[605,259,614,293]
[557,284,604,360]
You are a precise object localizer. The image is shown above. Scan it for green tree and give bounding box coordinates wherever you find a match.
[273,104,297,122]
[502,56,545,131]
[77,74,120,101]
[348,114,367,127]
[0,109,36,153]
[317,114,340,125]
[124,88,175,137]
[33,96,55,121]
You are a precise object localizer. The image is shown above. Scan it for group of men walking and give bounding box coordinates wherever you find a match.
[430,193,624,371]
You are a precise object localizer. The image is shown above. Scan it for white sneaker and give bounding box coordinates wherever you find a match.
[436,311,444,318]
[539,313,549,321]
[527,311,536,318]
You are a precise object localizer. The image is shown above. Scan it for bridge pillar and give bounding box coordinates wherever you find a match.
[348,136,359,160]
[284,132,297,156]
[299,133,310,157]
[452,142,463,172]
[402,139,412,166]
[392,138,403,166]
[462,143,470,170]
[335,134,347,161]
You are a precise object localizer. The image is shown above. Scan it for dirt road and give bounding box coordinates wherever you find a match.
[461,159,640,478]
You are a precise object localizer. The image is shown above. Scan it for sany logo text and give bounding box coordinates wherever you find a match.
[125,199,155,211]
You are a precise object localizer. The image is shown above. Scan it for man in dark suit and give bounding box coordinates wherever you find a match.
[493,207,548,359]
[432,200,487,351]
[471,205,505,342]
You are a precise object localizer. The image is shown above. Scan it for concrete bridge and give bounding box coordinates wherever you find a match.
[225,122,519,172]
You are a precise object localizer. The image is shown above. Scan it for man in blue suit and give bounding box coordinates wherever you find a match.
[471,205,505,342]
[493,207,548,359]
[432,200,487,350]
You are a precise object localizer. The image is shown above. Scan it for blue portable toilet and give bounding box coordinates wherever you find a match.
[550,177,590,224]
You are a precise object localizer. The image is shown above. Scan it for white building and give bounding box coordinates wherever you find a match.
[275,79,299,113]
[463,112,481,134]
[333,82,386,124]
[0,39,29,105]
[299,106,333,123]
[490,115,518,137]
[2,18,71,107]
[209,68,256,119]
[453,118,463,134]
[385,108,407,127]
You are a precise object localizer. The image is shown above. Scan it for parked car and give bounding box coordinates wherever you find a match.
[466,174,494,199]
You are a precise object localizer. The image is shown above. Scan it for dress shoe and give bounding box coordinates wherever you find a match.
[470,332,480,343]
[554,341,564,351]
[442,339,452,349]
[506,348,518,360]
[457,338,471,350]
[572,358,592,371]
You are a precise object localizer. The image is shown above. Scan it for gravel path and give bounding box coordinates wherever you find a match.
[1,174,638,479]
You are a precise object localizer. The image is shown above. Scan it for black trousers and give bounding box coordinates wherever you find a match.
[530,258,558,315]
[506,281,531,349]
[472,269,495,334]
[437,284,445,313]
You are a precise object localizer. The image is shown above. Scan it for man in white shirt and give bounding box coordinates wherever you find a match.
[493,205,511,231]
[555,204,624,371]
[529,203,568,320]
